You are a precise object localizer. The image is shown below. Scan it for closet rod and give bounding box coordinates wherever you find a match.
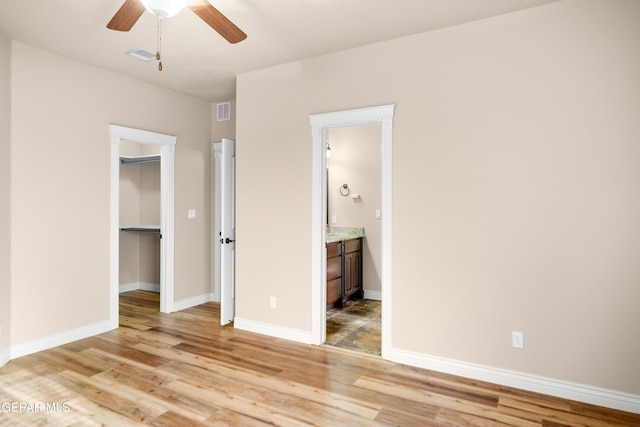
[119,225,161,232]
[120,154,161,165]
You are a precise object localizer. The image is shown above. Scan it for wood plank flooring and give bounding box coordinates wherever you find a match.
[1,290,638,426]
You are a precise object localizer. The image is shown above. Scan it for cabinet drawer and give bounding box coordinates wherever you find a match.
[344,238,361,253]
[326,256,342,281]
[327,242,342,257]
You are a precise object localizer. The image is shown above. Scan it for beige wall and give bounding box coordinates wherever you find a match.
[119,162,141,285]
[0,31,10,355]
[10,41,212,345]
[327,125,382,293]
[236,0,640,396]
[139,161,161,284]
[139,162,160,226]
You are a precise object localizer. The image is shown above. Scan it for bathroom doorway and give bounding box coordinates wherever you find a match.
[324,125,383,355]
[309,104,395,359]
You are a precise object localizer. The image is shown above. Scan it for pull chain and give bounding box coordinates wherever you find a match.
[156,15,163,71]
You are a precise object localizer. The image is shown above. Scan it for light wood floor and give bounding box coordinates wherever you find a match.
[1,291,638,426]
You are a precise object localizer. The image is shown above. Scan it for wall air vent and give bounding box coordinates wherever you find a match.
[217,101,231,121]
[126,48,156,62]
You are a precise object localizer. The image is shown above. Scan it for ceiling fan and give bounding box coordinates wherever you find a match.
[107,0,247,44]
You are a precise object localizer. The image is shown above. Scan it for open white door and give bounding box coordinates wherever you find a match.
[219,138,236,325]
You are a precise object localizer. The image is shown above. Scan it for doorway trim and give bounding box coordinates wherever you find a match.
[109,124,176,326]
[309,104,395,358]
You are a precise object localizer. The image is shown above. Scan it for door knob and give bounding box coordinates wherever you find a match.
[225,237,235,244]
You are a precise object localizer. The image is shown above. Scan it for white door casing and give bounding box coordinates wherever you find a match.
[308,105,395,358]
[109,124,176,325]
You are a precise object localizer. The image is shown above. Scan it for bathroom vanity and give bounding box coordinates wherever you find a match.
[326,227,364,310]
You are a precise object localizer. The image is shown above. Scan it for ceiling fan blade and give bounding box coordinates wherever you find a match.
[107,0,146,31]
[189,0,247,44]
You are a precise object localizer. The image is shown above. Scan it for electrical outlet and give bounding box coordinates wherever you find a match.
[269,296,277,309]
[512,331,524,349]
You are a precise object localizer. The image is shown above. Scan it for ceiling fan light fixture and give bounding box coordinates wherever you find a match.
[140,0,191,18]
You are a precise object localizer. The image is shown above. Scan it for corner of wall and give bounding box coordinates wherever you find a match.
[211,98,237,142]
[0,28,12,364]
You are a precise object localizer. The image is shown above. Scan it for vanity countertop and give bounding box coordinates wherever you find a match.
[326,226,365,244]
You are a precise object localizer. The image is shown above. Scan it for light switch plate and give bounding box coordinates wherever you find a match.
[188,209,196,219]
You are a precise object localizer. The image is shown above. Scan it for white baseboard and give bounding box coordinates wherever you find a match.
[9,318,116,360]
[5,291,212,362]
[174,293,215,312]
[234,317,313,345]
[0,347,9,368]
[140,282,160,292]
[119,282,160,293]
[230,315,640,413]
[5,305,637,415]
[119,282,139,293]
[363,290,382,301]
[389,348,640,415]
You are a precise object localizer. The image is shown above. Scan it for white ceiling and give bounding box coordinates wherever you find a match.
[0,0,559,102]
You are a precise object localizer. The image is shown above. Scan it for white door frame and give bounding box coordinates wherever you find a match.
[309,104,395,358]
[109,124,176,326]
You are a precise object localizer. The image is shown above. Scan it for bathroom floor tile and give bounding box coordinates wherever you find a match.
[326,299,381,355]
[325,314,367,345]
[341,299,381,320]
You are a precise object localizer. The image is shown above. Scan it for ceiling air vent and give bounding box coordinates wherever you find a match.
[126,48,156,62]
[217,102,231,121]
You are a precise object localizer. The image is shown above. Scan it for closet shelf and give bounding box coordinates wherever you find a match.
[120,154,160,165]
[119,225,161,232]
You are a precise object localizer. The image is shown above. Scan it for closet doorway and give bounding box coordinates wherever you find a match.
[109,125,176,327]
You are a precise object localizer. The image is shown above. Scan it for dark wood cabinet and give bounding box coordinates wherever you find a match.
[326,242,343,310]
[326,238,363,310]
[343,238,363,302]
